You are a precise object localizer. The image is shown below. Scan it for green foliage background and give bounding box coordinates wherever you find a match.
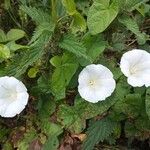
[0,0,150,149]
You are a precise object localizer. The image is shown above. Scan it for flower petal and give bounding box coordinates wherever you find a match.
[78,64,116,103]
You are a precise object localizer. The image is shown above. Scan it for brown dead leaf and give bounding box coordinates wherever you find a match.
[71,134,87,142]
[29,139,42,150]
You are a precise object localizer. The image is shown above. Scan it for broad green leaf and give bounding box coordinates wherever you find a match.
[59,34,91,61]
[87,0,119,34]
[57,94,118,133]
[50,55,61,67]
[119,15,148,45]
[82,117,117,150]
[7,29,25,41]
[62,0,86,32]
[62,0,76,15]
[6,41,28,52]
[71,11,86,33]
[0,44,10,59]
[0,29,7,42]
[51,53,78,100]
[146,88,150,120]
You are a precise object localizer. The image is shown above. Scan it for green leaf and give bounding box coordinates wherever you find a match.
[7,29,25,41]
[51,53,78,100]
[119,15,148,45]
[0,44,10,59]
[29,22,55,44]
[6,41,28,52]
[59,34,91,61]
[17,128,37,150]
[124,0,142,11]
[62,0,76,15]
[146,88,150,120]
[38,96,56,119]
[27,67,39,78]
[4,32,51,77]
[43,136,59,150]
[82,117,117,150]
[83,33,106,62]
[87,0,119,34]
[71,11,86,33]
[57,94,118,133]
[20,5,50,24]
[0,29,7,42]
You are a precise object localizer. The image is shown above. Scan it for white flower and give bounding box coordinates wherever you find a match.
[120,49,150,87]
[78,64,116,103]
[0,76,29,118]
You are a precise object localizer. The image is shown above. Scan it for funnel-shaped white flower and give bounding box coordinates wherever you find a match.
[0,76,29,118]
[120,49,150,87]
[78,64,116,103]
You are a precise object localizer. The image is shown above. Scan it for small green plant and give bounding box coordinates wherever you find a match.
[0,0,150,150]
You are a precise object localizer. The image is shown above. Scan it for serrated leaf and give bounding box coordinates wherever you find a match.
[7,29,25,41]
[83,33,106,61]
[87,0,119,34]
[82,117,117,150]
[51,53,78,100]
[59,34,91,61]
[119,15,148,45]
[20,5,50,24]
[146,88,150,120]
[29,22,55,44]
[57,94,118,133]
[4,32,51,77]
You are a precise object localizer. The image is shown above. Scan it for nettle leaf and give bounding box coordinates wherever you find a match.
[20,5,50,24]
[50,53,78,100]
[83,33,106,62]
[119,15,148,45]
[7,29,25,41]
[82,117,117,150]
[4,32,51,77]
[57,94,118,133]
[29,22,55,44]
[59,34,91,61]
[87,0,119,34]
[146,88,150,120]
